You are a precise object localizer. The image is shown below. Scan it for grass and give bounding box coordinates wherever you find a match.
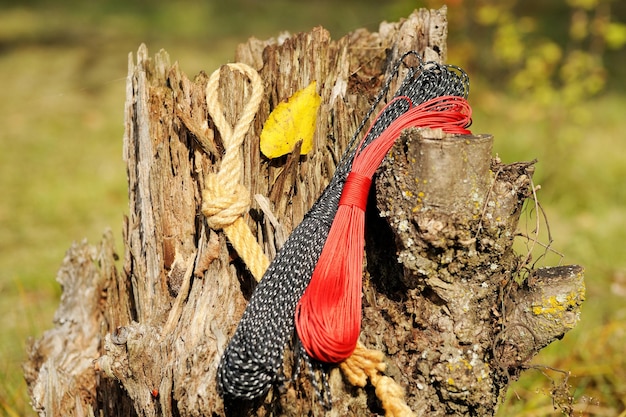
[0,2,625,416]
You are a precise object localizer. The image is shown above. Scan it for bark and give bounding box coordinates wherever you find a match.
[24,7,584,417]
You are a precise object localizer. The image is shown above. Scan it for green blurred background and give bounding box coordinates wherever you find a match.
[1,0,625,415]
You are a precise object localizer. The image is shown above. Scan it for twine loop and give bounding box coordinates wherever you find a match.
[204,63,263,192]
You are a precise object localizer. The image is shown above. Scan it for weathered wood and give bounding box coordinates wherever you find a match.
[24,7,584,417]
[23,231,135,416]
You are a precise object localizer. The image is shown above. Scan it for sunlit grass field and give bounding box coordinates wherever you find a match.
[1,2,625,416]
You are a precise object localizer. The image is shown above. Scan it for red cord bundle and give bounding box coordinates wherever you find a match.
[295,95,472,363]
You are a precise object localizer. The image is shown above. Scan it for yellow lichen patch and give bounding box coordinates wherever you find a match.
[532,296,564,316]
[447,358,473,372]
[531,285,586,317]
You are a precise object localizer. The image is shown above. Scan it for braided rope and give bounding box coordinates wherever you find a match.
[202,63,269,282]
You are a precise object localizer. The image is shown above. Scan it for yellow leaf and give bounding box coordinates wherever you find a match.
[260,81,321,159]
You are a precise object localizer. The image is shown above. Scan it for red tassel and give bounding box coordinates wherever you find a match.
[295,95,472,363]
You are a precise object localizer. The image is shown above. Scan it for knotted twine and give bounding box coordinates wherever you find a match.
[202,63,269,282]
[217,54,471,402]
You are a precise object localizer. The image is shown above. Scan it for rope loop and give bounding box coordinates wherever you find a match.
[205,62,264,192]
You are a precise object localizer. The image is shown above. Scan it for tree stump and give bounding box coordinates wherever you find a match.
[24,7,584,417]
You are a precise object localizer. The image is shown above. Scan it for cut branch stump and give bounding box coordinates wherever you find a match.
[24,7,584,417]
